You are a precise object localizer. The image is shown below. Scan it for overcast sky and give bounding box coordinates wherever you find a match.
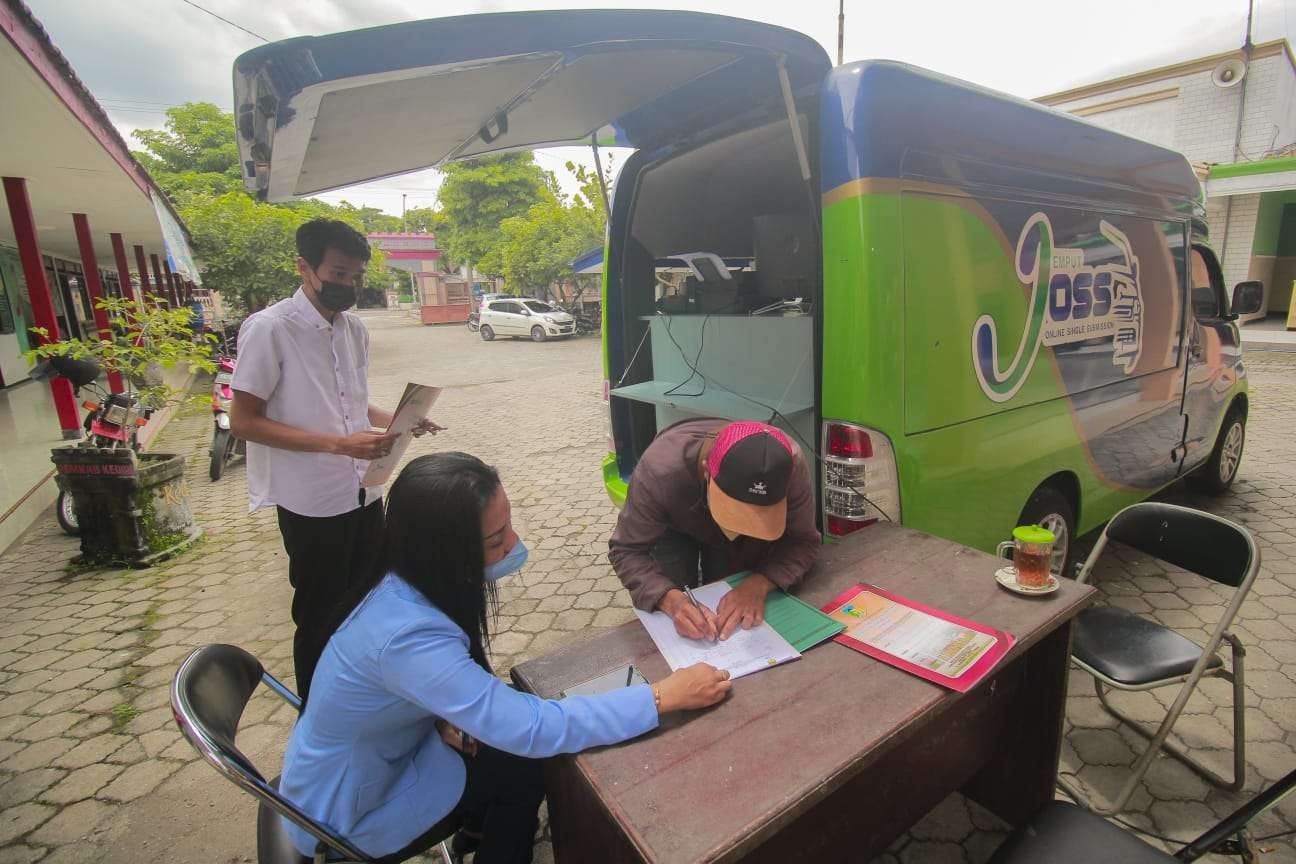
[24,0,1296,216]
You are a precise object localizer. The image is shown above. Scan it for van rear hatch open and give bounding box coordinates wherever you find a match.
[232,10,830,201]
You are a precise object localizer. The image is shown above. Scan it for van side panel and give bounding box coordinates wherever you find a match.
[820,60,1208,555]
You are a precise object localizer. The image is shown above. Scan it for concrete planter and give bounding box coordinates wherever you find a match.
[52,446,201,568]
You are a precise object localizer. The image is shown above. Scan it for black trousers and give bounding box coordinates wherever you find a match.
[650,528,731,590]
[375,744,546,864]
[275,498,384,703]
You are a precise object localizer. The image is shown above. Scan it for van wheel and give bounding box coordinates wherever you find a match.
[1192,408,1245,495]
[531,326,547,343]
[480,325,495,342]
[1017,485,1076,579]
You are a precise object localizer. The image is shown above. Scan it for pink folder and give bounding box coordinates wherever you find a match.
[821,583,1017,693]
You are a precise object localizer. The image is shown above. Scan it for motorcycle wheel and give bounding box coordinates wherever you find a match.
[467,317,480,333]
[57,490,79,535]
[210,427,233,481]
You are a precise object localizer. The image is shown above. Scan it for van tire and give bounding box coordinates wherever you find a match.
[479,325,495,342]
[1192,408,1245,496]
[1017,485,1076,579]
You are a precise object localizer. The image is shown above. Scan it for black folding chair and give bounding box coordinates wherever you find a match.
[171,644,455,864]
[1060,502,1260,815]
[991,764,1296,863]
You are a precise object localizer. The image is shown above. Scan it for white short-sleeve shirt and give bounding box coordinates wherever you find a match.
[232,288,381,517]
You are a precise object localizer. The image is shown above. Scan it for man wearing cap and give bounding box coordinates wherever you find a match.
[609,418,820,641]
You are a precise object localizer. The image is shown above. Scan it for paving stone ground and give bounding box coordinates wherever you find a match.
[0,310,1294,863]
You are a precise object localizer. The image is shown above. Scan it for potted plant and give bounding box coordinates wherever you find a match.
[29,295,216,568]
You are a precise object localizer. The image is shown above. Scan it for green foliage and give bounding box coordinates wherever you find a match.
[26,296,217,409]
[497,197,605,296]
[132,103,242,207]
[182,192,302,315]
[437,153,555,274]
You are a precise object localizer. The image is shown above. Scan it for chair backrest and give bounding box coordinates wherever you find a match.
[171,644,373,863]
[1103,502,1257,588]
[172,643,266,783]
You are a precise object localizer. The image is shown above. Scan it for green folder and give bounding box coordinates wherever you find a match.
[726,572,845,653]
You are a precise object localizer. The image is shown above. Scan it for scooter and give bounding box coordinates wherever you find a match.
[29,356,154,535]
[209,330,244,481]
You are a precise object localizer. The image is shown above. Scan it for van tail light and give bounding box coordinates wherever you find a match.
[821,420,901,536]
[602,379,614,454]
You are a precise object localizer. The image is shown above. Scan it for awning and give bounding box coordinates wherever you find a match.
[1205,156,1296,197]
[0,5,193,273]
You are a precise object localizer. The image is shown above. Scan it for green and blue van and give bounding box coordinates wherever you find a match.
[233,10,1264,571]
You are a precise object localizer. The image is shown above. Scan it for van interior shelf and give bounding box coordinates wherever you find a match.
[610,380,813,421]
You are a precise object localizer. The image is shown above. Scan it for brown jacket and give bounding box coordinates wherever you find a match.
[609,418,821,611]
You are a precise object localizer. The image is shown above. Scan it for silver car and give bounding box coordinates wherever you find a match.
[479,298,575,342]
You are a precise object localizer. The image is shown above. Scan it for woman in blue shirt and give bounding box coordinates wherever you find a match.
[280,452,731,863]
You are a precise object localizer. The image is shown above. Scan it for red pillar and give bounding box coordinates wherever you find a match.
[133,245,153,302]
[2,177,81,438]
[110,234,136,304]
[162,259,179,308]
[149,254,167,307]
[72,214,124,394]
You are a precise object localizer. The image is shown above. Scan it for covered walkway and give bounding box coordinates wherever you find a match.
[0,0,200,551]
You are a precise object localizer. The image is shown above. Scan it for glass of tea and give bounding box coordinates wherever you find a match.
[996,525,1057,589]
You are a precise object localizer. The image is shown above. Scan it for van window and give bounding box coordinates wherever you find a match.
[492,301,521,315]
[1189,246,1225,319]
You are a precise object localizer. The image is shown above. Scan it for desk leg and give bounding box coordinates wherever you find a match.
[964,621,1073,825]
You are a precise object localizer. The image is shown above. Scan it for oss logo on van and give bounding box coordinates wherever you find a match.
[972,213,1144,403]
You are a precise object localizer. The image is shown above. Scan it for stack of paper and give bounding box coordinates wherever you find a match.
[361,382,441,486]
[634,581,801,679]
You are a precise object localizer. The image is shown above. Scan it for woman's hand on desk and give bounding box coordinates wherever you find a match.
[656,663,731,713]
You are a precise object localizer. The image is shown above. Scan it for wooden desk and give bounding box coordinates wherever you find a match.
[511,524,1095,863]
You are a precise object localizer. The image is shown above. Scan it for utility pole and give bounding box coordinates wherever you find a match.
[837,0,844,66]
[401,193,407,232]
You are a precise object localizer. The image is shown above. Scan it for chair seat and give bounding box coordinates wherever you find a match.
[1073,606,1223,686]
[989,801,1178,864]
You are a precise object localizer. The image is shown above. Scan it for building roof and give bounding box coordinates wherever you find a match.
[1,0,197,279]
[1037,39,1296,106]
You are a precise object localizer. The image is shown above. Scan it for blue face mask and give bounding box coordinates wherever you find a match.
[484,539,528,582]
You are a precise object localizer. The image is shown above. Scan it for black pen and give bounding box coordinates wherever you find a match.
[625,665,634,687]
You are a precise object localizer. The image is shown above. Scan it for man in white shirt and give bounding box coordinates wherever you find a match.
[231,219,435,703]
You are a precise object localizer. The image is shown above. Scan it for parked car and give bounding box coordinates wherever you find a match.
[479,298,575,342]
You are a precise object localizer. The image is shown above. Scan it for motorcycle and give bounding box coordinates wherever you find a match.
[30,355,154,535]
[466,310,481,333]
[209,330,245,481]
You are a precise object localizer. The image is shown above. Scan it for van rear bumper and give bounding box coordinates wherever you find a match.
[602,452,628,508]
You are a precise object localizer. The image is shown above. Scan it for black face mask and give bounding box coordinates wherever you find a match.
[312,272,357,312]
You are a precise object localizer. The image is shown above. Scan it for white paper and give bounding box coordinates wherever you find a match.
[634,581,800,679]
[361,382,441,486]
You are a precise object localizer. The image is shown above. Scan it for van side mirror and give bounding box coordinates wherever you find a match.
[1231,281,1263,317]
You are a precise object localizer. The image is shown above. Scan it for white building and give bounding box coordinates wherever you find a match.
[1039,40,1296,324]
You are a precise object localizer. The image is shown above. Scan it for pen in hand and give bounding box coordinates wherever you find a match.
[684,588,715,642]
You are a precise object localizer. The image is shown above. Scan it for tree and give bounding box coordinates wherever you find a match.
[496,197,604,297]
[436,153,555,275]
[182,193,303,316]
[132,103,242,205]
